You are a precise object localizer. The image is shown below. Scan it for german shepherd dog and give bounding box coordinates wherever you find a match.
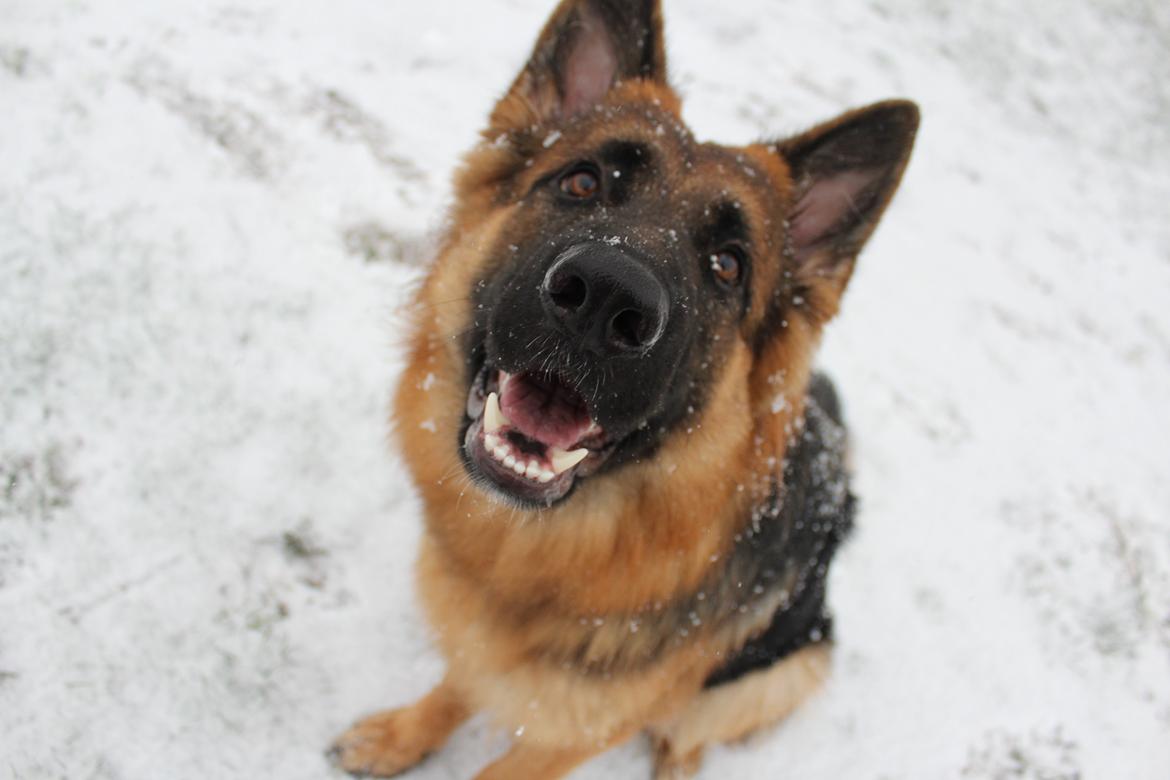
[331,1,917,777]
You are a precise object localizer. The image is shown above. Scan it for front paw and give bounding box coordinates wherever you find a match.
[650,735,704,780]
[328,709,432,777]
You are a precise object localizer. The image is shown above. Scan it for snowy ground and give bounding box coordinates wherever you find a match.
[2,1,1169,778]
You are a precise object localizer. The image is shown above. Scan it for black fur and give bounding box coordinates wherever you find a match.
[508,374,855,680]
[703,373,855,687]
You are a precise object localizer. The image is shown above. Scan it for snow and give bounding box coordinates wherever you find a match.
[2,0,1168,778]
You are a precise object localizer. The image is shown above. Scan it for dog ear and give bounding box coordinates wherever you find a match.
[776,100,919,295]
[490,0,667,128]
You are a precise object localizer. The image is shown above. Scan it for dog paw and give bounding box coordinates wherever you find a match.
[328,709,431,777]
[650,736,703,780]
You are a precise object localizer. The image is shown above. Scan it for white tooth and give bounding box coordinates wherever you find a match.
[484,392,509,434]
[550,447,589,475]
[512,460,527,475]
[493,445,509,461]
[484,433,500,450]
[538,470,555,483]
[504,454,517,469]
[525,461,541,480]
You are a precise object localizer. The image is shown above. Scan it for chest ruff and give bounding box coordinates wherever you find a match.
[415,374,854,742]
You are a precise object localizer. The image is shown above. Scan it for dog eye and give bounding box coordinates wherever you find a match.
[709,249,742,285]
[559,166,600,199]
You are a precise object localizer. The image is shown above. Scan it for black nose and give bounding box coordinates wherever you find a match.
[540,244,669,356]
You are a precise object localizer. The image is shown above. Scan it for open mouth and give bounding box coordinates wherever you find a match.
[463,367,611,506]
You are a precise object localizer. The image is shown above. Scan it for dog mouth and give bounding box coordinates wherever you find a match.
[463,366,611,506]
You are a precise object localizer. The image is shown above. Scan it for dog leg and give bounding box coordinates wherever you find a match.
[648,643,832,778]
[330,678,470,777]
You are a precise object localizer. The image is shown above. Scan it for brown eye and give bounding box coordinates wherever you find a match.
[560,167,600,199]
[709,249,742,285]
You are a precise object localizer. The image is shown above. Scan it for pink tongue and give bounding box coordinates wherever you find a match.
[499,374,592,450]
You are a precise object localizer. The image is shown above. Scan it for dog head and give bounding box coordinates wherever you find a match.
[398,0,918,511]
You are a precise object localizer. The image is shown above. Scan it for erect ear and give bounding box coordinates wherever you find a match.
[777,100,919,292]
[490,0,667,130]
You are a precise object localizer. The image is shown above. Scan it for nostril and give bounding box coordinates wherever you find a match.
[548,271,588,311]
[610,309,646,349]
[542,245,669,356]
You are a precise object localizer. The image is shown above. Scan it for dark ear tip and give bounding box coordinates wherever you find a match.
[869,99,921,135]
[591,0,662,26]
[600,0,661,16]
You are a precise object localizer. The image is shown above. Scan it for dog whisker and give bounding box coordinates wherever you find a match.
[412,295,472,313]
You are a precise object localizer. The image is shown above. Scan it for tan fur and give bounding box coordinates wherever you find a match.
[648,643,833,778]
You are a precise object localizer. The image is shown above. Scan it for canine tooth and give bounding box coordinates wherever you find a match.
[484,392,509,434]
[525,461,541,480]
[549,447,589,475]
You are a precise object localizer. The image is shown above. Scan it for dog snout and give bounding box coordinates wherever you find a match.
[540,244,669,356]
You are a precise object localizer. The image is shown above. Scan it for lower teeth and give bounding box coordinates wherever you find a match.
[480,390,591,485]
[483,430,558,484]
